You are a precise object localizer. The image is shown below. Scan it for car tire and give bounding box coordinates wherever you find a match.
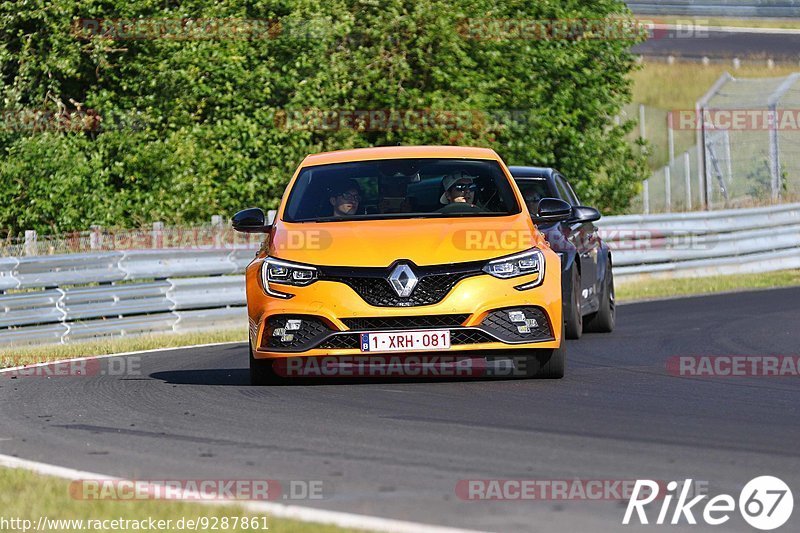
[522,324,566,379]
[564,266,582,340]
[583,263,615,333]
[249,339,281,386]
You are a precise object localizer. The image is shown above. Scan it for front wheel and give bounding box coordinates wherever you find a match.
[521,324,566,379]
[564,266,583,340]
[249,339,281,385]
[583,264,615,333]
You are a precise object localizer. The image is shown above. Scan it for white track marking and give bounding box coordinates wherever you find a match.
[0,454,485,533]
[0,345,486,533]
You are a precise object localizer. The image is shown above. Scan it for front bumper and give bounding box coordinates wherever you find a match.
[247,259,562,360]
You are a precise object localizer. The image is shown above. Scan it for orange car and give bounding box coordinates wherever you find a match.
[232,146,572,384]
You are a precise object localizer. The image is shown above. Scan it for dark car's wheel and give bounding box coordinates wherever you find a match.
[584,263,615,333]
[521,324,566,379]
[564,266,582,340]
[249,339,281,386]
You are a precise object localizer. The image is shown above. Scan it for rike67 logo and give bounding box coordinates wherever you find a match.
[624,477,793,530]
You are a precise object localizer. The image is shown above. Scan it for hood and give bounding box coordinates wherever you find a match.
[268,214,547,267]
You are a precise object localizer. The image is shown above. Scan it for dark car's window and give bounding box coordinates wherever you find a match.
[283,158,521,222]
[515,178,551,214]
[556,174,579,206]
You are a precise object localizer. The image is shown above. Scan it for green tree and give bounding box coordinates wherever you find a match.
[0,0,646,235]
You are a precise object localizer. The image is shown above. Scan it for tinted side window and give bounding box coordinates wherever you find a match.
[556,175,579,206]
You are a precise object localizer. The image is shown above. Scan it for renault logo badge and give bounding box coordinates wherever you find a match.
[388,264,418,298]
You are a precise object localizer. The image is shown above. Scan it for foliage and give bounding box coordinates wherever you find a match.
[0,0,647,234]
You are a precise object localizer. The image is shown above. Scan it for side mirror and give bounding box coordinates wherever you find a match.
[570,205,601,223]
[531,198,572,223]
[232,208,271,233]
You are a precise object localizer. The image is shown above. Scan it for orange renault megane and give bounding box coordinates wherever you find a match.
[232,146,572,384]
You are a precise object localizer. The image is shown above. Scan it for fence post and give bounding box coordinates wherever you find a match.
[664,166,671,213]
[684,151,692,211]
[24,230,37,256]
[768,104,781,201]
[642,179,650,214]
[152,221,163,249]
[667,112,675,163]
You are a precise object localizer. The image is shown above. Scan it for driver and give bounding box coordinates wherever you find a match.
[328,179,362,217]
[438,173,480,213]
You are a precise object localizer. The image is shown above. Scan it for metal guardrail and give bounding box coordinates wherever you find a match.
[0,248,255,347]
[627,1,800,17]
[1,203,798,346]
[599,202,800,281]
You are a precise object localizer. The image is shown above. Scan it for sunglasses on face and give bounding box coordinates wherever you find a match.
[337,192,360,201]
[450,183,477,193]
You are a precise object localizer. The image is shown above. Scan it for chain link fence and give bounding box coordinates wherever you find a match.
[630,73,800,214]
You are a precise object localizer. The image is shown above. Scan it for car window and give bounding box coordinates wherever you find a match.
[283,158,521,222]
[515,179,551,214]
[562,177,581,205]
[556,175,579,206]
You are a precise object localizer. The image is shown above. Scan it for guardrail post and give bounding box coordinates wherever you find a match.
[212,215,223,249]
[24,230,37,256]
[90,225,103,250]
[152,221,163,249]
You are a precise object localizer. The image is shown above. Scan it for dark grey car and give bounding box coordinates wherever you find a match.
[509,166,615,339]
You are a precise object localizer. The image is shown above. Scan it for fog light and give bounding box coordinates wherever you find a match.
[272,327,286,337]
[508,311,526,323]
[516,325,531,334]
[286,319,302,331]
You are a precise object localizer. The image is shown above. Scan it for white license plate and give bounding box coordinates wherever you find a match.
[360,330,451,352]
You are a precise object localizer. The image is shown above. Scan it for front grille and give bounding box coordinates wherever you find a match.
[318,334,360,350]
[260,315,332,351]
[342,314,469,331]
[479,307,552,343]
[450,329,496,345]
[317,260,484,308]
[331,274,471,307]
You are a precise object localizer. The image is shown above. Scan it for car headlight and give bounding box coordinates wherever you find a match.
[261,257,318,299]
[482,248,545,290]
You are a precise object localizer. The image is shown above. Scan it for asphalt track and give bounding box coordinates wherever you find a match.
[633,28,800,60]
[2,287,800,532]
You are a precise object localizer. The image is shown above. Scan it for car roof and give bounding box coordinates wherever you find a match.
[301,145,501,167]
[508,166,557,179]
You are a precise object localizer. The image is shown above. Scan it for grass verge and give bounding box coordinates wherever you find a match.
[629,61,799,171]
[616,269,800,302]
[631,62,800,111]
[0,328,247,369]
[0,467,356,533]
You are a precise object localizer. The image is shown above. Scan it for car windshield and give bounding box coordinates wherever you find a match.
[516,178,552,213]
[283,158,521,222]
